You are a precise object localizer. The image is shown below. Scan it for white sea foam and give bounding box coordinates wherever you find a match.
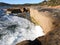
[0,15,45,45]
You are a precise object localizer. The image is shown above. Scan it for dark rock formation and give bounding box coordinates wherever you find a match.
[16,38,42,45]
[11,9,22,13]
[23,8,30,12]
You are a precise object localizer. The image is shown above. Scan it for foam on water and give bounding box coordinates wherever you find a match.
[0,15,45,45]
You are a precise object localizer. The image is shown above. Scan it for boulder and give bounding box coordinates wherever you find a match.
[16,38,42,45]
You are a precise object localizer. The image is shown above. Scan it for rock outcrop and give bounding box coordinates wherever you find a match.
[30,8,60,45]
[16,38,42,45]
[16,7,60,45]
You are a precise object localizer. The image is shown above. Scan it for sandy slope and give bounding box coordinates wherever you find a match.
[30,8,56,34]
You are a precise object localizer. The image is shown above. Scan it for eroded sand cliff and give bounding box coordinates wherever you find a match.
[16,6,60,45]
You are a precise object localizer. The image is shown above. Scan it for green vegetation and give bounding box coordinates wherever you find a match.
[0,0,60,6]
[47,0,60,6]
[40,0,60,6]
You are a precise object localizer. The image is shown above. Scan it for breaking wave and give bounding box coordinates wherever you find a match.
[0,14,44,45]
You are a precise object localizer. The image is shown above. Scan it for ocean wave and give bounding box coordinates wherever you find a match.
[0,14,44,45]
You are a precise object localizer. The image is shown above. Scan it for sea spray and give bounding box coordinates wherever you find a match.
[0,15,45,45]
